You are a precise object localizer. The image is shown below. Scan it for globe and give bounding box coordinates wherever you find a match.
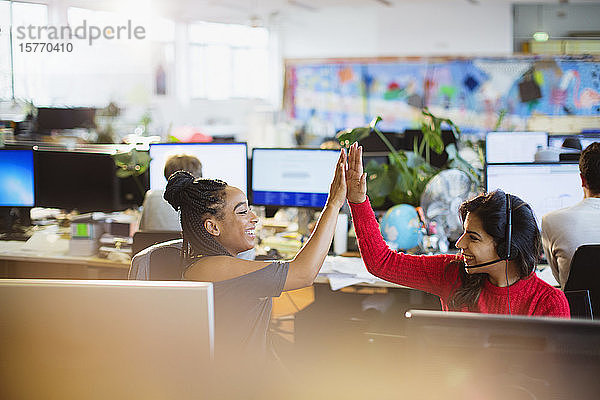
[380,204,422,251]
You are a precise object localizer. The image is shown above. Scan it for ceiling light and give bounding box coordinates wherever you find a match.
[533,31,549,42]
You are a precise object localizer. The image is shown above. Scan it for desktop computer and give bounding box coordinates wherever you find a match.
[149,143,248,194]
[486,162,582,227]
[0,149,35,208]
[34,150,120,212]
[251,148,339,208]
[486,131,548,164]
[0,150,35,238]
[35,107,96,134]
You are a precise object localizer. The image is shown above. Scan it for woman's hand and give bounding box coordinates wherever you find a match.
[326,148,347,209]
[347,142,367,204]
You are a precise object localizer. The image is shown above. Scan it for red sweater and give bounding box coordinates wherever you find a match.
[349,199,570,318]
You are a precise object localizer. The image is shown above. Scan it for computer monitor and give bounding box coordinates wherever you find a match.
[0,279,214,399]
[149,143,248,194]
[485,163,582,227]
[486,131,548,163]
[404,309,600,397]
[34,150,119,212]
[251,148,339,208]
[404,309,600,399]
[36,107,96,133]
[0,150,34,207]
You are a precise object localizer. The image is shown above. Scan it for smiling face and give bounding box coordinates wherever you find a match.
[206,186,258,255]
[455,211,502,272]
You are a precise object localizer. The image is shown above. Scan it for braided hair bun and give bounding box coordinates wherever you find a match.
[164,170,196,211]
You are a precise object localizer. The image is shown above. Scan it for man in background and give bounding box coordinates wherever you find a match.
[542,142,600,289]
[140,154,202,231]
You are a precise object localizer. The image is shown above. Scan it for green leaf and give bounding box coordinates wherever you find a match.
[116,167,132,178]
[336,126,371,147]
[369,116,382,130]
[111,149,151,178]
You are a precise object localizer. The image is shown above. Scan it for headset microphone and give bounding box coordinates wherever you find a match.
[464,257,504,271]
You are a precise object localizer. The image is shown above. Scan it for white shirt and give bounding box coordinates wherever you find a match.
[541,198,600,289]
[139,190,181,231]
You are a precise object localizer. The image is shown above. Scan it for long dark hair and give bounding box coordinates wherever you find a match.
[164,170,232,261]
[447,190,541,310]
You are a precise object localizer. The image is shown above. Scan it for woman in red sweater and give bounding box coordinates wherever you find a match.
[346,143,569,317]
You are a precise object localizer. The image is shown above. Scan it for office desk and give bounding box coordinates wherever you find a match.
[0,240,129,280]
[0,239,559,287]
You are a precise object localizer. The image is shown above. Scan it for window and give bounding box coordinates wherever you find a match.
[9,2,48,102]
[189,21,269,100]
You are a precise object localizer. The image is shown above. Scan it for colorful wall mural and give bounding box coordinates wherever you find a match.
[285,56,600,133]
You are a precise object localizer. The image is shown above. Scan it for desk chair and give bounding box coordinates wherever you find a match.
[132,230,182,256]
[129,239,185,280]
[564,290,594,319]
[564,244,600,319]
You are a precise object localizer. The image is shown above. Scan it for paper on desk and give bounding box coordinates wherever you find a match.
[320,256,382,290]
[20,228,69,254]
[326,273,372,291]
[322,256,378,279]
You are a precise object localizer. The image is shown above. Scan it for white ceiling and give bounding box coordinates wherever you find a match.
[46,0,600,26]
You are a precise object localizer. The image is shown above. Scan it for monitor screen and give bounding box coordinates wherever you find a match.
[36,107,96,132]
[0,279,214,398]
[486,131,548,163]
[251,148,339,208]
[34,150,119,212]
[149,143,248,194]
[0,150,35,207]
[486,163,582,226]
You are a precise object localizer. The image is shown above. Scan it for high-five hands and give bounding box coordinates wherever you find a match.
[327,148,348,209]
[346,142,367,204]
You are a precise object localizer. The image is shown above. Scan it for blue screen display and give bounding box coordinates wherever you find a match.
[251,148,339,208]
[0,150,35,207]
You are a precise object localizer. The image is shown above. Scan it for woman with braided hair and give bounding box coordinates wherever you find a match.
[164,149,348,363]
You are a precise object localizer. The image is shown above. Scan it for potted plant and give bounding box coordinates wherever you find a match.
[336,108,480,208]
[112,148,151,203]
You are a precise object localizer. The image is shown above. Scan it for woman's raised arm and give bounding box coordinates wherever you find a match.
[283,148,348,291]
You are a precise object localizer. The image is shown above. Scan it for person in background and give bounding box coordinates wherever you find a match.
[345,143,569,317]
[542,142,600,289]
[163,149,347,363]
[139,154,202,231]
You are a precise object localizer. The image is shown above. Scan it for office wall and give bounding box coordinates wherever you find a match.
[280,2,513,59]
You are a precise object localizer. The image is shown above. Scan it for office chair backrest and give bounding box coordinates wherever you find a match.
[564,290,594,319]
[564,244,600,319]
[130,239,185,281]
[132,230,182,256]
